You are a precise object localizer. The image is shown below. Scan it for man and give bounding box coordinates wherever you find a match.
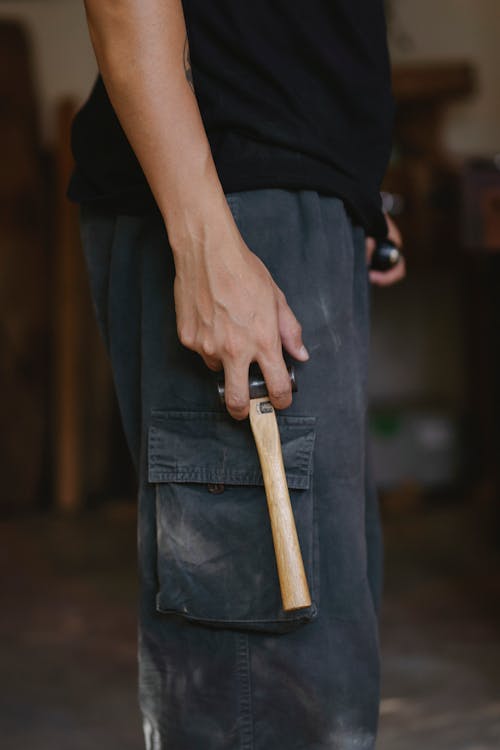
[69,1,404,747]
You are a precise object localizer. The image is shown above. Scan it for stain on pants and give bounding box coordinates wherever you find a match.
[80,189,383,749]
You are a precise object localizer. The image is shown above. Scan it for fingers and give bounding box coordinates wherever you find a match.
[385,213,403,249]
[222,358,251,420]
[276,292,309,362]
[369,256,406,287]
[365,236,376,266]
[223,354,293,420]
[201,355,223,372]
[223,329,295,418]
[258,355,293,411]
[181,281,307,419]
[184,310,303,420]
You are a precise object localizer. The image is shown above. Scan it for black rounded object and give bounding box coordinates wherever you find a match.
[370,240,401,272]
[218,364,297,403]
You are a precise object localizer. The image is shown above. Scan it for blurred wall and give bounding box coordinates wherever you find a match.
[0,0,96,145]
[371,0,500,409]
[392,0,500,157]
[370,1,500,418]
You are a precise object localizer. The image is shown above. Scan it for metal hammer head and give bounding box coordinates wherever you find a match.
[217,365,297,404]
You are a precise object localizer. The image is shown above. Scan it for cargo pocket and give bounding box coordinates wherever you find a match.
[148,409,318,634]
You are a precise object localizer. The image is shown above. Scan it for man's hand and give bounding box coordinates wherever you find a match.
[83,0,308,421]
[366,214,406,286]
[172,211,309,420]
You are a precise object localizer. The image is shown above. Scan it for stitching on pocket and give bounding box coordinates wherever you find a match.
[148,411,316,490]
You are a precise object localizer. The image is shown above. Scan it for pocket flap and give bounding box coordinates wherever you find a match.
[148,410,316,489]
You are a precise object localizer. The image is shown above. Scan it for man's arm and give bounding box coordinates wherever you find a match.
[83,0,309,419]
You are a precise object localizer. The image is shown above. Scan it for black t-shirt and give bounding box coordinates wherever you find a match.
[68,0,394,238]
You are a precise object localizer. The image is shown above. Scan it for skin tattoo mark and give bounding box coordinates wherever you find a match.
[183,36,194,92]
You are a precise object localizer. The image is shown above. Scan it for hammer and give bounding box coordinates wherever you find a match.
[218,366,312,612]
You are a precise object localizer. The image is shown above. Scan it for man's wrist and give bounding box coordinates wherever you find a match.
[162,178,239,260]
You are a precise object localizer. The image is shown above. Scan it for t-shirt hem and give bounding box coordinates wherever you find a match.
[68,161,386,238]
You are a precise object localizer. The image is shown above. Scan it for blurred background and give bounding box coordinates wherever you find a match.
[1,1,500,748]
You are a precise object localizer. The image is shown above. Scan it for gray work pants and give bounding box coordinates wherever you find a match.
[80,188,382,749]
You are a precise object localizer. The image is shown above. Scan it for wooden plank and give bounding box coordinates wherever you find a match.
[392,62,476,103]
[52,98,85,512]
[0,21,48,512]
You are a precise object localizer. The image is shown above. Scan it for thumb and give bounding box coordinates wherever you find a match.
[277,294,309,361]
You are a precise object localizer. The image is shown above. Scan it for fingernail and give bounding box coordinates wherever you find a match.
[299,345,309,360]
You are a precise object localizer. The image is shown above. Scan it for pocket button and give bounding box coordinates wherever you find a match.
[207,482,225,494]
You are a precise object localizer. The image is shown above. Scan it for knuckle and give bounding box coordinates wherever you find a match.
[270,386,292,403]
[178,328,195,349]
[226,393,248,412]
[229,407,249,421]
[272,395,292,411]
[200,340,216,358]
[258,333,279,353]
[222,339,244,359]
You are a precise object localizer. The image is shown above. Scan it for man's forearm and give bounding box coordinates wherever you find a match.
[83,0,232,250]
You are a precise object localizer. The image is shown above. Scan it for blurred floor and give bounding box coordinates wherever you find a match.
[379,502,500,749]
[0,505,142,750]
[1,501,500,749]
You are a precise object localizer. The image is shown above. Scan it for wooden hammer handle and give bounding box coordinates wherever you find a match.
[249,397,312,612]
